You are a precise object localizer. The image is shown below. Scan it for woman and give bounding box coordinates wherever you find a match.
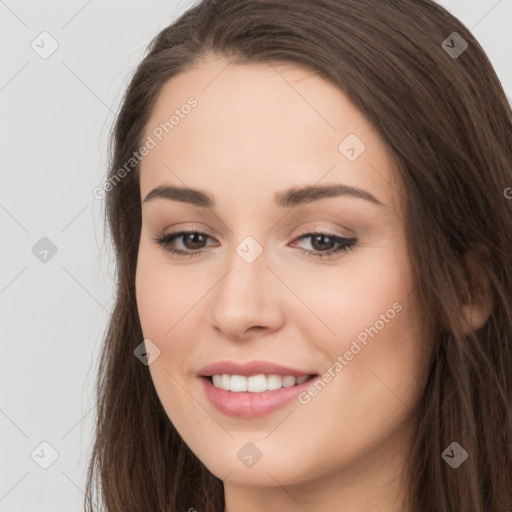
[85,1,512,511]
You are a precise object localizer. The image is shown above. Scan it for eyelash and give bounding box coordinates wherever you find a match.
[152,229,357,260]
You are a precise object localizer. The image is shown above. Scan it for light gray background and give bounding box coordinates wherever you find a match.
[1,1,511,510]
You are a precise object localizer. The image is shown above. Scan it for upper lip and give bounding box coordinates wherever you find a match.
[198,360,317,378]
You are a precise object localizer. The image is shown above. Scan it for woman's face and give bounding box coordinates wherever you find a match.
[136,55,432,493]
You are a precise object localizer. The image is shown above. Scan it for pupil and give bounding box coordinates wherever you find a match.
[186,233,205,249]
[312,234,333,251]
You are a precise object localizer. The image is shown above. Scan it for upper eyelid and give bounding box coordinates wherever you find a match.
[162,227,352,238]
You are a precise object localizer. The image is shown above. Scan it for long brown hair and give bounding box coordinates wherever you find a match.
[85,1,512,510]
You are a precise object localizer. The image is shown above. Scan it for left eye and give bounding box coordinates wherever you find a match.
[153,230,358,259]
[291,232,357,258]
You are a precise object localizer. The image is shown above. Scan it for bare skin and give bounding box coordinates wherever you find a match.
[135,54,435,512]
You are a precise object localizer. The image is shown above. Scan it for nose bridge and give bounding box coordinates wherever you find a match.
[218,234,271,302]
[208,233,283,337]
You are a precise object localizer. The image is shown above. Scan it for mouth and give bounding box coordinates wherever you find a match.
[204,373,318,393]
[199,373,319,418]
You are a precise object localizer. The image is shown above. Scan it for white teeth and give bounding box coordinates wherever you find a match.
[267,374,282,390]
[281,376,296,387]
[230,375,248,392]
[210,373,311,392]
[221,374,231,390]
[247,374,267,392]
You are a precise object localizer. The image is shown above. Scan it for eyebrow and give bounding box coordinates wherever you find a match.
[142,183,385,208]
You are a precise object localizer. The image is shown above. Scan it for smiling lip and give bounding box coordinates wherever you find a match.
[198,360,314,377]
[198,360,317,418]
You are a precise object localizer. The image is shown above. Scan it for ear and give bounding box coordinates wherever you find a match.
[460,244,494,333]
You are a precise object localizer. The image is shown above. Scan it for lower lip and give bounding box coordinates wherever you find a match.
[200,376,316,418]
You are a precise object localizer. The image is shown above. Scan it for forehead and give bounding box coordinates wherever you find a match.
[139,56,401,213]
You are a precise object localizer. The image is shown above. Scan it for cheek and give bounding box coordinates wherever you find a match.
[288,293,428,483]
[135,253,209,438]
[135,243,208,400]
[281,241,413,358]
[288,237,429,413]
[135,243,195,340]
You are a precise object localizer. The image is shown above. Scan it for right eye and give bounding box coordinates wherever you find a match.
[153,230,218,258]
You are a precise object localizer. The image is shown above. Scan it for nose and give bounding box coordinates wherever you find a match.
[208,240,285,341]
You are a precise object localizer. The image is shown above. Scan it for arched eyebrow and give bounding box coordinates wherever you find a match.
[274,183,384,207]
[142,183,385,208]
